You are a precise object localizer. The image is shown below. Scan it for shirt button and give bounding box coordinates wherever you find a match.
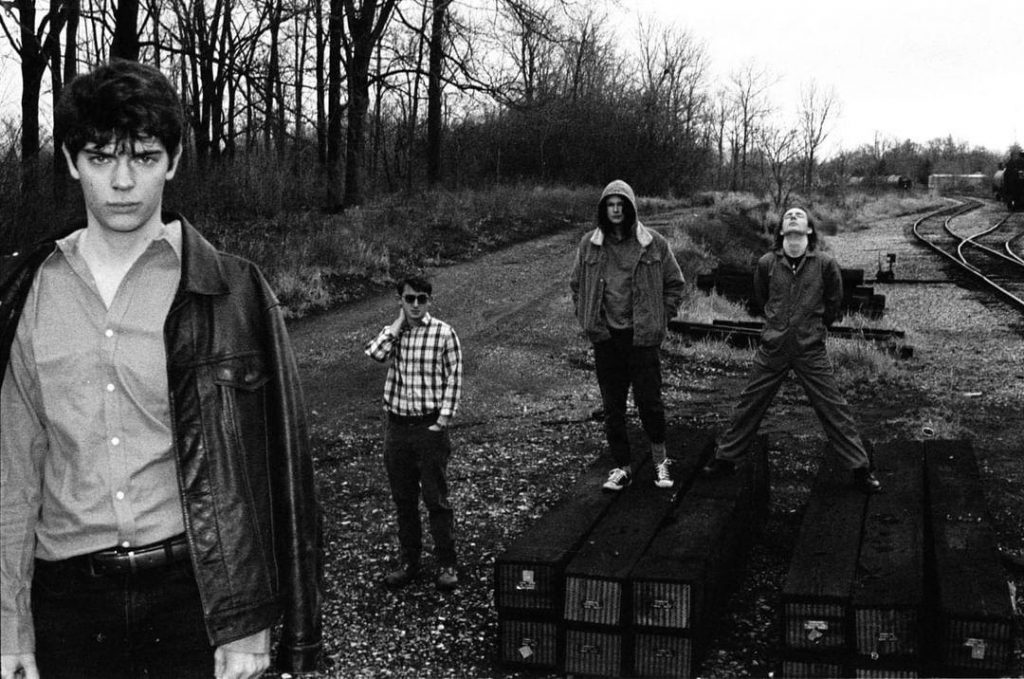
[111,437,120,446]
[121,541,131,548]
[116,491,125,500]
[106,384,115,392]
[105,329,114,338]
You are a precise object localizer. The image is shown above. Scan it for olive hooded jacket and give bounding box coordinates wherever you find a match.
[570,180,685,346]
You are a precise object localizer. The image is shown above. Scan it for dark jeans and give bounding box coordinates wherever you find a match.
[593,329,666,467]
[384,416,456,566]
[717,345,870,469]
[31,555,213,678]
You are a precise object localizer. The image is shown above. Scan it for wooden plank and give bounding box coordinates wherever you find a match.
[629,436,767,635]
[562,429,714,628]
[852,440,925,665]
[924,439,1015,676]
[494,456,622,614]
[781,448,868,651]
[496,616,561,670]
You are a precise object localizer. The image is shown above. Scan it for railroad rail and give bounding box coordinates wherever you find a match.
[911,199,1024,313]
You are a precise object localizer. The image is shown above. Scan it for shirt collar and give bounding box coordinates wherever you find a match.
[55,220,183,263]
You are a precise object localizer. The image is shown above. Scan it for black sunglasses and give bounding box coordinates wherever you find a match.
[403,293,430,305]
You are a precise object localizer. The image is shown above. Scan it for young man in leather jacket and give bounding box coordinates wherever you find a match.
[0,60,322,679]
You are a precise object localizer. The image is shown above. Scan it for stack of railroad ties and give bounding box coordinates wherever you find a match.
[689,265,912,359]
[493,427,770,677]
[493,431,1018,678]
[780,439,1016,677]
[696,265,885,319]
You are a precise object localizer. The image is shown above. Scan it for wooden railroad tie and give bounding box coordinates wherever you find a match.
[495,426,769,677]
[778,439,1017,678]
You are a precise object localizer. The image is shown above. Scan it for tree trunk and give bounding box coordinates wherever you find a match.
[111,0,140,61]
[16,0,46,215]
[425,0,448,185]
[325,0,345,211]
[343,62,370,208]
[315,0,327,165]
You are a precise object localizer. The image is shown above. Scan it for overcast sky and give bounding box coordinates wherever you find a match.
[618,0,1022,156]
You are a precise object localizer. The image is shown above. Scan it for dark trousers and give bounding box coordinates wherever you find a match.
[384,417,456,566]
[593,329,666,467]
[717,346,870,469]
[31,555,212,678]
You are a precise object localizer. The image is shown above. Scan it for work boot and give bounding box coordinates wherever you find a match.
[383,562,420,589]
[436,566,459,591]
[853,467,882,494]
[701,458,736,478]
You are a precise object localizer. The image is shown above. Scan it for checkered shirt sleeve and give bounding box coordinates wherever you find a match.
[364,315,462,418]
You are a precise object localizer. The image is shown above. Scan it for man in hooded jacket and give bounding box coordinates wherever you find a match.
[570,180,685,491]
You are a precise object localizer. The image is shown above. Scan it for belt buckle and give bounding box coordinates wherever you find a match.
[128,549,138,574]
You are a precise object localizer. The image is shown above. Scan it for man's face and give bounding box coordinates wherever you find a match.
[63,137,180,236]
[781,208,810,234]
[605,196,626,226]
[400,284,431,324]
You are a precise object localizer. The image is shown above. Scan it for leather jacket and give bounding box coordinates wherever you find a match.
[0,216,323,671]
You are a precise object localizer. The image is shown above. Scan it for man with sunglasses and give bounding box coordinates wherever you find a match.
[365,276,463,591]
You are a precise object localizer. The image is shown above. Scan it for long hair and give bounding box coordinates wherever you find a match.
[773,208,819,251]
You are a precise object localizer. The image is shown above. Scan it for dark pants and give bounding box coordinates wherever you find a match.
[384,416,456,567]
[593,329,666,467]
[31,555,212,678]
[717,345,870,469]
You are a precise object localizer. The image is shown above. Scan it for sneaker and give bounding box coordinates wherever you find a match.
[383,562,420,588]
[603,467,631,491]
[436,566,458,591]
[853,467,882,494]
[654,459,674,488]
[701,458,736,478]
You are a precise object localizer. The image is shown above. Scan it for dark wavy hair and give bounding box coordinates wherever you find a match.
[773,207,819,251]
[597,195,637,231]
[395,276,433,296]
[55,59,184,161]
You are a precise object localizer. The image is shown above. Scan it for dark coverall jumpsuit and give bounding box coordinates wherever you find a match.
[715,249,871,470]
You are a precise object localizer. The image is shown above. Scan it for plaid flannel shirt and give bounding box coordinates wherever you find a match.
[364,313,462,419]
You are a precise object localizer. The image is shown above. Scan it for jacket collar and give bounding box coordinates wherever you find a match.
[177,214,231,296]
[590,221,654,248]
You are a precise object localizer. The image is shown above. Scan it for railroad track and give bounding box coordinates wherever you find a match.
[911,199,1024,313]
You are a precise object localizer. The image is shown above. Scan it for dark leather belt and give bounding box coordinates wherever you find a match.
[387,411,439,425]
[55,534,191,576]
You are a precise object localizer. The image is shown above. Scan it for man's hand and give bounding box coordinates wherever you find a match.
[214,647,270,679]
[1,653,40,679]
[389,307,406,336]
[429,415,451,432]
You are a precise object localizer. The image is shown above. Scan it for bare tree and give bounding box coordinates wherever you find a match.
[425,0,449,185]
[1,0,67,212]
[760,123,800,212]
[799,80,838,190]
[728,62,775,191]
[333,0,399,210]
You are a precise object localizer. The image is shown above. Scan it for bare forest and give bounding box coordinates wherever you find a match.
[0,0,1007,257]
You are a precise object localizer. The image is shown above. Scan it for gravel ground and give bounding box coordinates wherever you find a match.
[285,197,1023,678]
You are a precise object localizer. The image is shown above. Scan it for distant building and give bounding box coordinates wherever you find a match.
[927,173,987,195]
